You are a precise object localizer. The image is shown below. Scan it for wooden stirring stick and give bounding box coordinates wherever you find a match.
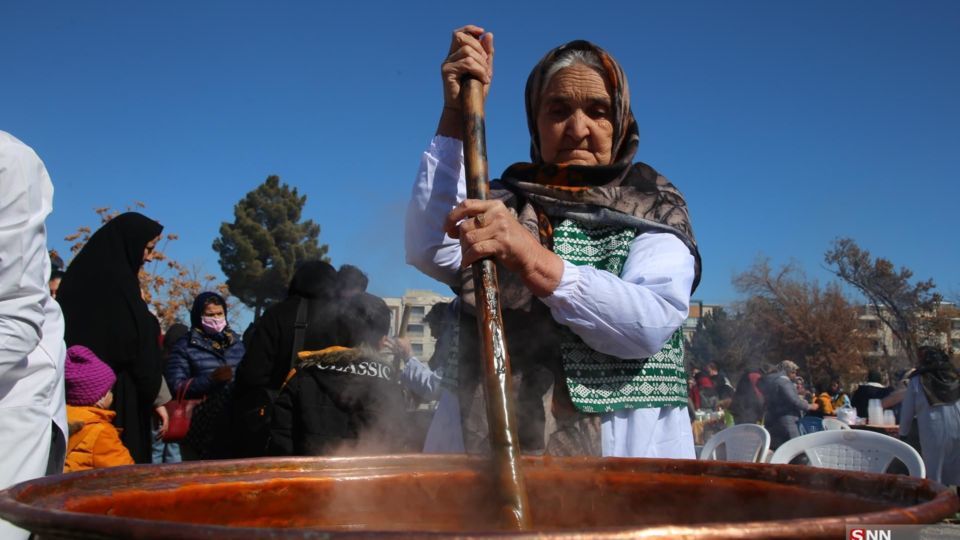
[460,76,532,530]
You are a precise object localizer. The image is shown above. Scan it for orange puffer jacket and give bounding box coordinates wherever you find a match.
[64,406,135,472]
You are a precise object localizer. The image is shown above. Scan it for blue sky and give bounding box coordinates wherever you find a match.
[3,1,958,321]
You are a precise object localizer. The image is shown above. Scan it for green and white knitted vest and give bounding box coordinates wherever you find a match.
[553,218,688,413]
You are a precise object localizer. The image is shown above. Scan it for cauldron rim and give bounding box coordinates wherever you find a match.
[1,454,957,539]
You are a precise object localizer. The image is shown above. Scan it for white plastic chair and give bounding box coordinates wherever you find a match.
[699,424,771,463]
[769,430,925,478]
[821,417,851,431]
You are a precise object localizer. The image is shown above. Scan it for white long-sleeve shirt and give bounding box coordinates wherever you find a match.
[400,357,442,400]
[405,135,695,359]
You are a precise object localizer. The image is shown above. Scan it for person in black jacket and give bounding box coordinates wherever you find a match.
[269,292,408,456]
[231,260,339,457]
[850,369,893,419]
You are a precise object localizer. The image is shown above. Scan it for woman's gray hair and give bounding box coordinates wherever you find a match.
[540,48,605,95]
[777,360,799,374]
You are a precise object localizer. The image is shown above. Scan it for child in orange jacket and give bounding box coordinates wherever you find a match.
[63,345,134,472]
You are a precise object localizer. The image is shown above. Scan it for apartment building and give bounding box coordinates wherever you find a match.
[857,302,960,358]
[683,300,722,343]
[383,289,455,361]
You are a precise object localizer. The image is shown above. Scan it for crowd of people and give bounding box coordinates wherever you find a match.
[1,22,958,538]
[0,126,442,537]
[688,355,960,485]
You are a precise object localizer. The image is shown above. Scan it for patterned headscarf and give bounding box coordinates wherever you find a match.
[488,39,700,294]
[913,346,960,406]
[524,39,639,169]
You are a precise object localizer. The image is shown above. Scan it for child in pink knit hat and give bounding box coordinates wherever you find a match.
[63,345,134,472]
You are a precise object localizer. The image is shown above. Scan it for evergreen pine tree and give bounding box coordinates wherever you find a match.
[213,175,329,319]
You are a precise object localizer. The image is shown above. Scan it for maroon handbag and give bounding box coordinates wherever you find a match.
[162,380,202,443]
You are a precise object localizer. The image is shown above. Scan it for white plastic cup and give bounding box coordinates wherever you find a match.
[883,410,896,426]
[868,399,884,426]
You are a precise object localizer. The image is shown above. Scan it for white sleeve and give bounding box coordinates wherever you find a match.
[0,133,53,378]
[399,357,442,400]
[405,135,466,286]
[540,231,695,359]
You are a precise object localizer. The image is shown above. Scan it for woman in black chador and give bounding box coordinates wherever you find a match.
[57,212,164,463]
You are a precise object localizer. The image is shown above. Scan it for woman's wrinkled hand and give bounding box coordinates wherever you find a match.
[445,199,563,297]
[441,25,494,111]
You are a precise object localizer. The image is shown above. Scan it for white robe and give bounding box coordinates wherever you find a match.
[0,131,67,540]
[899,377,960,485]
[400,357,464,454]
[405,135,695,459]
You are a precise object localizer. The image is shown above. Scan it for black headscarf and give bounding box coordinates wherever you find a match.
[57,212,164,463]
[913,346,960,406]
[190,291,227,328]
[189,291,236,349]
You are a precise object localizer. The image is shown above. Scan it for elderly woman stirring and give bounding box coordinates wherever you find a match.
[406,26,701,458]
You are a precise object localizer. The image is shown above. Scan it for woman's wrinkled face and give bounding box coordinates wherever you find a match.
[536,64,614,166]
[142,235,161,264]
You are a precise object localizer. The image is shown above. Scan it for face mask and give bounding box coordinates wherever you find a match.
[201,316,227,334]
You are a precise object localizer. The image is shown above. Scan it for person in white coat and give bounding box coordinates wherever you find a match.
[0,131,68,540]
[898,346,960,485]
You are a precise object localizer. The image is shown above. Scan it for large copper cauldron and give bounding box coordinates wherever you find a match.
[0,455,956,539]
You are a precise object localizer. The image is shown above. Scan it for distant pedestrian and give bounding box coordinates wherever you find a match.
[233,261,340,457]
[828,379,851,410]
[694,372,719,411]
[165,292,244,459]
[270,292,408,456]
[851,369,893,419]
[760,360,818,449]
[393,301,465,453]
[730,370,765,424]
[337,264,369,299]
[810,378,833,417]
[898,346,960,485]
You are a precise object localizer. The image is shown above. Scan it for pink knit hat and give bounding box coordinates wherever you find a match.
[65,345,116,406]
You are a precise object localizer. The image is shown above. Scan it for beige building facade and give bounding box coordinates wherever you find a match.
[857,302,960,360]
[682,300,722,343]
[383,289,455,361]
